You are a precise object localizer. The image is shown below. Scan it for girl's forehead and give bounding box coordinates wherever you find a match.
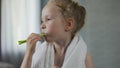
[42,3,61,17]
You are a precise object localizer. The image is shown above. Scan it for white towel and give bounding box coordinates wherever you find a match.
[31,33,87,68]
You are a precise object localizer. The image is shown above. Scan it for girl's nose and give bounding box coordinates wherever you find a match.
[41,23,46,29]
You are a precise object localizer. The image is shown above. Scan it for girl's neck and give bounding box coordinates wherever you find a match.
[53,34,74,55]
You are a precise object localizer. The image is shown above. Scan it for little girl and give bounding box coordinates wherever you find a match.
[21,0,94,68]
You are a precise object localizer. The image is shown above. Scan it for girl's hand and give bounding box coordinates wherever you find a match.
[26,33,43,54]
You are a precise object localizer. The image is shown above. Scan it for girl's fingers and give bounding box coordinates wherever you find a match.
[26,33,42,53]
[27,33,43,42]
[29,38,40,46]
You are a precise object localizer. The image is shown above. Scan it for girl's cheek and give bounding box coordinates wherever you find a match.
[47,27,54,34]
[46,21,58,35]
[45,25,53,34]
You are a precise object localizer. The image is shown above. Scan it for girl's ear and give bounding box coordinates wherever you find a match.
[65,17,75,32]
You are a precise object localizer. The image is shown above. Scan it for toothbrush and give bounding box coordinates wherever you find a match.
[18,33,46,45]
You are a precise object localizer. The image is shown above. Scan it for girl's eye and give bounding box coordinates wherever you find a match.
[47,18,51,21]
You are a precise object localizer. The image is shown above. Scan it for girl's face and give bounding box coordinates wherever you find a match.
[41,3,67,42]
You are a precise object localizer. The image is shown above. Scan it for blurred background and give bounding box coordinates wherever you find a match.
[0,0,120,68]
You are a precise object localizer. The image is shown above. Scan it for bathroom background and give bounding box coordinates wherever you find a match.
[0,0,120,68]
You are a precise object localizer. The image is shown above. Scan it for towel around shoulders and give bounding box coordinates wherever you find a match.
[31,33,87,68]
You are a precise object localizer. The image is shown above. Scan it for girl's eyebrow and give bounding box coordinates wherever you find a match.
[41,15,52,22]
[42,12,58,20]
[42,15,50,19]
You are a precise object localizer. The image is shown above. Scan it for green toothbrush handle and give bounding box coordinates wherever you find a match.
[18,33,46,45]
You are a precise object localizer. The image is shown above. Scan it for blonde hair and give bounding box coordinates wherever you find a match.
[48,0,86,34]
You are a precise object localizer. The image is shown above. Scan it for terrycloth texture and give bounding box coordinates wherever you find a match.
[31,34,87,68]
